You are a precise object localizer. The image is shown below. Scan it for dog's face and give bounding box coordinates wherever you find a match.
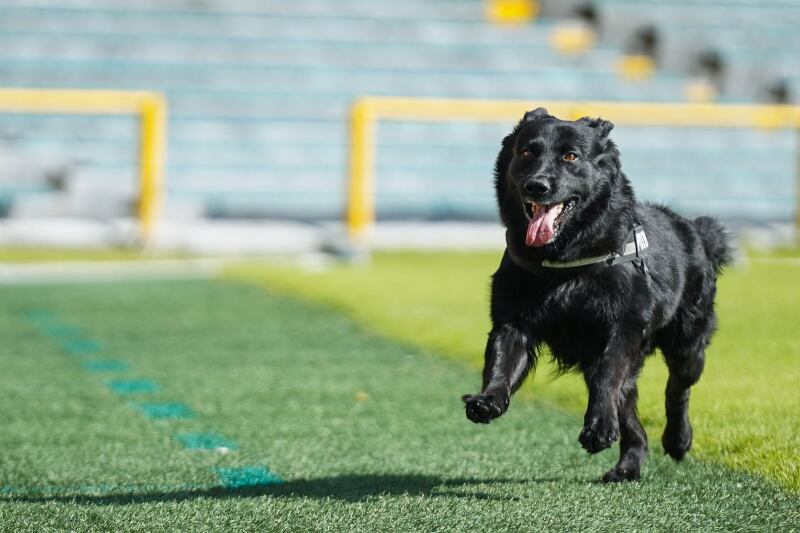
[496,108,620,249]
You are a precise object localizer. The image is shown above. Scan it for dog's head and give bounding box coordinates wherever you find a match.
[495,108,629,253]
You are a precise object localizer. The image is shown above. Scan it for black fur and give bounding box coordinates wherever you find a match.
[462,109,731,482]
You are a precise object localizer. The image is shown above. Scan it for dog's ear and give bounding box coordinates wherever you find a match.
[579,116,620,176]
[522,107,551,122]
[495,116,530,211]
[577,116,614,138]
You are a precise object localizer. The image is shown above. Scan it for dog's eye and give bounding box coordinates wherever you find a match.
[563,152,578,162]
[520,149,534,159]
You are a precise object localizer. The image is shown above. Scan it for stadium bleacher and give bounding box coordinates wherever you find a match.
[0,0,796,229]
[596,0,800,101]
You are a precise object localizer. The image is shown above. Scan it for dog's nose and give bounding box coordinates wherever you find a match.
[523,178,550,196]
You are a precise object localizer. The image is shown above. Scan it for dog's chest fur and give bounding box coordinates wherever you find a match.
[501,265,652,367]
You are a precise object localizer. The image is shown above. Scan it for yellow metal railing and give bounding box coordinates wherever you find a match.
[0,88,167,244]
[347,96,800,241]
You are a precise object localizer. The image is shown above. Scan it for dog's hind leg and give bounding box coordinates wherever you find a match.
[463,324,534,424]
[662,346,706,460]
[660,265,718,460]
[602,376,648,482]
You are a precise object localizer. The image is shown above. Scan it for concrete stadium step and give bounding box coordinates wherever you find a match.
[21,120,793,165]
[1,78,687,109]
[8,0,486,21]
[0,8,554,47]
[610,0,799,4]
[600,0,800,35]
[0,57,623,86]
[6,118,794,167]
[0,37,622,73]
[0,115,346,144]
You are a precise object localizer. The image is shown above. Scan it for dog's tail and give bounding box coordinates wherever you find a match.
[693,216,732,274]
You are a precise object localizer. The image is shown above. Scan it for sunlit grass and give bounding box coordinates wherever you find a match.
[226,250,800,491]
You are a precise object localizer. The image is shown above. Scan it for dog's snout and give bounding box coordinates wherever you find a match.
[523,178,550,197]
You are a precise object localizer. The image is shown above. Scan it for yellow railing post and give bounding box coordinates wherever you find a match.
[347,98,377,242]
[138,94,167,246]
[346,96,800,246]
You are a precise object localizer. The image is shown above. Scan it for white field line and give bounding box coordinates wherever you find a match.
[0,258,231,284]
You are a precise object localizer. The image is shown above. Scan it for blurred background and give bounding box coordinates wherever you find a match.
[0,0,797,255]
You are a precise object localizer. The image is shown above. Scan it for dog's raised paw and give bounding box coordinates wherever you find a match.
[462,393,506,424]
[578,416,619,453]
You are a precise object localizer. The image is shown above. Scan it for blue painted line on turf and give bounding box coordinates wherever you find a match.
[175,432,238,451]
[134,402,194,419]
[21,308,285,490]
[63,339,103,355]
[107,379,159,395]
[43,324,82,339]
[22,309,56,323]
[82,360,130,372]
[215,466,283,488]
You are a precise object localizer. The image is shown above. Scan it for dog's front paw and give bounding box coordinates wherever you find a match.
[578,414,619,453]
[601,465,641,483]
[462,393,508,424]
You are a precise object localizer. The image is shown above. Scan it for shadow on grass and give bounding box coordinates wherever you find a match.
[3,474,587,505]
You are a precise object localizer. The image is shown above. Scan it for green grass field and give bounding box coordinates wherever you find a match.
[0,252,798,530]
[227,251,800,493]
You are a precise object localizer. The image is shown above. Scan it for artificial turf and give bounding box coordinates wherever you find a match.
[227,251,800,493]
[0,279,798,530]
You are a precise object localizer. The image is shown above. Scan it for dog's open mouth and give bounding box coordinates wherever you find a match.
[523,198,577,247]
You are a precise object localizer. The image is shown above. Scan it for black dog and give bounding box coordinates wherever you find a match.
[463,108,730,482]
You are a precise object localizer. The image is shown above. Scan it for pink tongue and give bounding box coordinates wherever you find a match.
[526,204,561,247]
